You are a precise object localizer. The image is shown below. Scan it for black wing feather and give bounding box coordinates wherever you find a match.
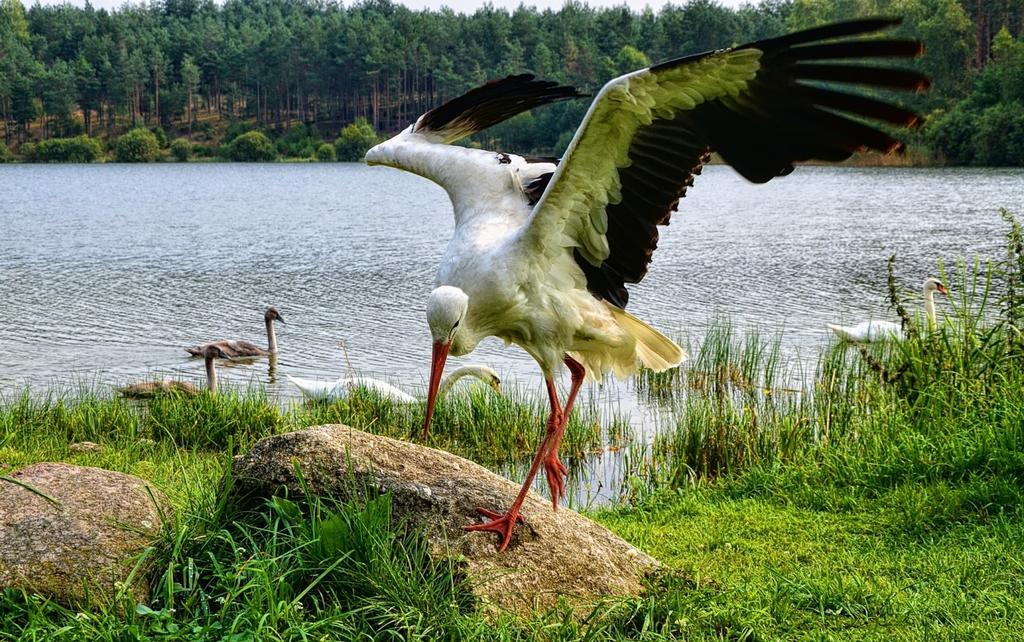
[415,74,585,140]
[575,17,928,307]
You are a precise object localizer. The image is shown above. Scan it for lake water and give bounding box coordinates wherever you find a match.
[1,163,1022,498]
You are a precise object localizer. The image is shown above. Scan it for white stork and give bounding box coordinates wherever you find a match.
[365,18,929,551]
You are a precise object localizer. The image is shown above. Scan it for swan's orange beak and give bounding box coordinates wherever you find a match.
[423,340,450,438]
[937,284,948,295]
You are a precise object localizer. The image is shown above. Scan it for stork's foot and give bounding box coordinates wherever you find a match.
[544,453,568,510]
[463,507,525,552]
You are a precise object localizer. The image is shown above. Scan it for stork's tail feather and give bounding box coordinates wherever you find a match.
[610,306,687,371]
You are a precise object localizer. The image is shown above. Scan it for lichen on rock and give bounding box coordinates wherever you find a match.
[0,462,172,606]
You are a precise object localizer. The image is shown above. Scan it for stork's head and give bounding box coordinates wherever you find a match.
[363,125,413,166]
[923,277,948,296]
[423,286,469,437]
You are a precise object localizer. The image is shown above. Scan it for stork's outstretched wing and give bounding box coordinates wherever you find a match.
[414,74,584,144]
[363,75,581,208]
[520,17,929,308]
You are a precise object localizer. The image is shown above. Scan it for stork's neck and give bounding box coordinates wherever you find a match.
[266,318,278,354]
[205,355,218,393]
[923,287,937,329]
[438,365,490,397]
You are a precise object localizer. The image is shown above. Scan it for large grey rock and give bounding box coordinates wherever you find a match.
[0,463,172,605]
[231,424,659,615]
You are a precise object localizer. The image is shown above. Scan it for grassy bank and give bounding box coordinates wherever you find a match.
[2,216,1023,639]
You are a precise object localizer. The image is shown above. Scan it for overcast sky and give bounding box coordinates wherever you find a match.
[30,0,752,14]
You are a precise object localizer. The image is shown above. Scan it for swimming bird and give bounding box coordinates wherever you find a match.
[827,277,948,342]
[119,345,229,397]
[365,18,929,550]
[186,307,284,358]
[286,364,502,403]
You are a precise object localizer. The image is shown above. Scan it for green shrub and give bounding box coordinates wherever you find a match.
[196,121,215,139]
[191,143,217,158]
[334,117,379,161]
[223,119,252,144]
[226,130,277,162]
[316,142,336,161]
[170,138,191,162]
[925,106,978,165]
[974,103,1024,166]
[25,135,103,163]
[115,128,161,162]
[152,127,169,148]
[277,123,321,158]
[0,144,11,163]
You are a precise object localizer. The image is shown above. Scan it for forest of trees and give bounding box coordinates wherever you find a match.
[0,0,1022,163]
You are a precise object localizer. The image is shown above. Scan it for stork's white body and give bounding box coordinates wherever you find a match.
[367,133,656,379]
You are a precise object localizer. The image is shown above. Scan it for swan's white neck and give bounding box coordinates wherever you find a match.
[438,365,494,398]
[923,286,937,329]
[266,318,278,354]
[205,355,218,393]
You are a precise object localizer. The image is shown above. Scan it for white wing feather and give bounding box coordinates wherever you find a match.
[518,49,762,265]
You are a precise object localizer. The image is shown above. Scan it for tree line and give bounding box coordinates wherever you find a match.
[0,0,1021,164]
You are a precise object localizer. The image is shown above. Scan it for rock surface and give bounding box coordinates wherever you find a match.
[69,441,105,454]
[231,424,659,615]
[0,463,172,605]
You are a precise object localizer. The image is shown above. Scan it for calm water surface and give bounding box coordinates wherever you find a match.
[1,163,1022,482]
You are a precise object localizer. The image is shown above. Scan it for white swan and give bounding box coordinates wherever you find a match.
[827,277,948,342]
[287,365,502,403]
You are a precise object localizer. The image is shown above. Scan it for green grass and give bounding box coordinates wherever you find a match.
[0,379,621,507]
[597,486,1024,640]
[2,213,1023,639]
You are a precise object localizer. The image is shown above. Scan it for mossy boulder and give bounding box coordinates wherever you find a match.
[231,425,659,616]
[0,463,171,606]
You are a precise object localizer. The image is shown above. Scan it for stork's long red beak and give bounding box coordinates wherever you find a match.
[423,340,450,438]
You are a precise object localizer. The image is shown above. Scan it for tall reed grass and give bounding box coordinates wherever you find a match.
[0,378,619,480]
[624,211,1024,502]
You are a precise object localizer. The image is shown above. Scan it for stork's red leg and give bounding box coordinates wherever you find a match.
[463,377,563,551]
[544,355,585,510]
